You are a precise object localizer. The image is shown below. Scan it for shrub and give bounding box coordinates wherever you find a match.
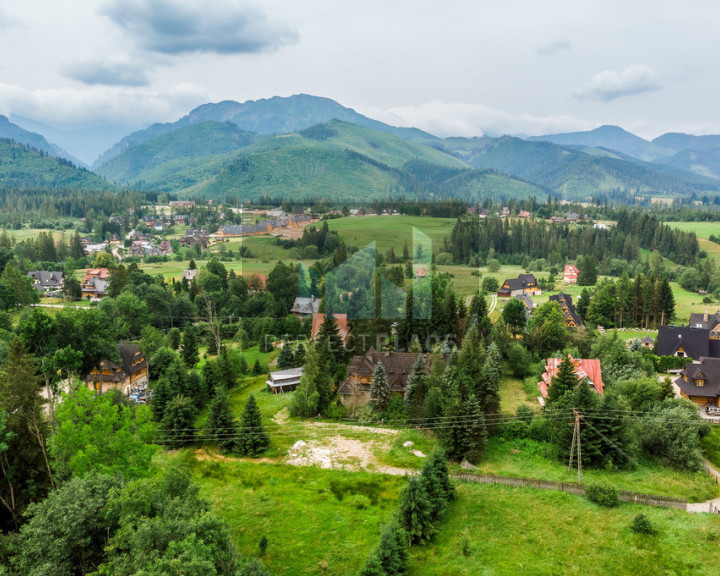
[501,420,530,440]
[630,513,655,535]
[516,404,534,424]
[585,484,620,508]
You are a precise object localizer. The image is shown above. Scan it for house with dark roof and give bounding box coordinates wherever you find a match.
[537,357,604,401]
[657,326,720,359]
[337,349,432,406]
[516,294,535,319]
[688,311,720,339]
[549,292,583,328]
[291,296,320,318]
[675,357,720,406]
[27,271,65,294]
[497,274,539,298]
[86,343,148,395]
[639,336,655,349]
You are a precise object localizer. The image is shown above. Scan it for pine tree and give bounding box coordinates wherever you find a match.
[236,395,269,457]
[252,359,263,375]
[358,555,385,576]
[293,342,306,366]
[205,386,237,452]
[373,522,409,576]
[403,355,427,415]
[457,326,482,399]
[421,451,455,519]
[397,476,435,544]
[181,328,199,367]
[369,361,391,413]
[289,345,322,417]
[277,341,295,370]
[441,393,487,462]
[162,395,197,448]
[546,356,579,404]
[476,343,502,416]
[317,313,346,367]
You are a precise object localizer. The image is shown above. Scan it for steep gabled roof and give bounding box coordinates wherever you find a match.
[538,357,603,398]
[311,313,351,345]
[338,349,432,395]
[657,326,710,359]
[676,357,720,398]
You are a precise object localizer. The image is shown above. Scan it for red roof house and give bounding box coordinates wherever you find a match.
[563,265,579,284]
[311,313,351,346]
[537,356,604,399]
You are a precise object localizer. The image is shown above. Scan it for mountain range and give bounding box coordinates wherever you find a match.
[4,94,720,202]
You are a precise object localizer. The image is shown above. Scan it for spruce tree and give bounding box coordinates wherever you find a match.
[205,386,237,452]
[421,451,455,519]
[397,476,435,544]
[476,343,502,416]
[369,361,391,414]
[374,522,409,576]
[293,342,306,366]
[358,555,385,576]
[317,313,346,368]
[289,345,322,417]
[162,395,197,448]
[236,395,269,457]
[277,341,295,370]
[546,356,579,404]
[181,328,199,367]
[457,326,482,399]
[252,359,263,375]
[403,355,427,416]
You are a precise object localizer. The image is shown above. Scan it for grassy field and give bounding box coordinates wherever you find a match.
[667,221,720,240]
[474,437,718,502]
[188,457,404,576]
[409,482,720,576]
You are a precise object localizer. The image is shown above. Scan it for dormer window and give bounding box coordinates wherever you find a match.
[696,379,705,387]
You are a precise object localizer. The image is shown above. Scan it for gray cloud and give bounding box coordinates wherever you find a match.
[65,58,150,87]
[101,0,297,55]
[537,40,571,57]
[575,64,662,101]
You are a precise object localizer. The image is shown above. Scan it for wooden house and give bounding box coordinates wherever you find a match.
[86,343,148,395]
[497,274,539,298]
[563,265,579,284]
[675,357,720,406]
[266,368,304,394]
[549,292,583,328]
[337,349,432,406]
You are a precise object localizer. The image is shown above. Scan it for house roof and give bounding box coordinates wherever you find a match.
[81,277,109,295]
[675,357,720,398]
[311,313,351,345]
[549,292,583,327]
[337,349,432,395]
[640,337,655,344]
[657,326,711,359]
[117,342,147,376]
[537,357,604,398]
[291,297,320,315]
[689,311,720,331]
[563,265,579,275]
[83,268,111,280]
[27,270,65,288]
[499,273,537,294]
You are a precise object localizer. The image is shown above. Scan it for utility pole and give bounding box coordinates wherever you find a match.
[568,409,582,482]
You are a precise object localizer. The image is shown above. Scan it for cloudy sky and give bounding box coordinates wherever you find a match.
[0,0,718,138]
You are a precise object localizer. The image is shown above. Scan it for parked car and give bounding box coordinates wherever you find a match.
[705,405,720,416]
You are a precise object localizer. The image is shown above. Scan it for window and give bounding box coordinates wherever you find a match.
[696,379,705,387]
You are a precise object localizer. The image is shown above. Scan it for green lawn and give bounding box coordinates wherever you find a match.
[188,457,404,576]
[667,221,720,240]
[409,482,720,576]
[472,437,719,502]
[701,427,720,470]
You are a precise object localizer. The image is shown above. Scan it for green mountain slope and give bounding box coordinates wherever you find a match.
[96,121,262,184]
[0,139,114,190]
[529,125,672,162]
[94,94,437,168]
[0,115,78,164]
[438,136,720,199]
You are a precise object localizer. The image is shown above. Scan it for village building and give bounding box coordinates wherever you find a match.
[27,270,65,294]
[518,210,532,218]
[311,313,351,346]
[675,357,720,406]
[337,349,431,406]
[181,269,198,282]
[639,336,656,349]
[657,325,720,359]
[549,292,583,328]
[563,265,579,284]
[537,357,604,401]
[266,367,304,394]
[86,343,148,395]
[688,311,720,338]
[169,200,195,208]
[497,273,539,298]
[516,293,535,319]
[291,296,320,318]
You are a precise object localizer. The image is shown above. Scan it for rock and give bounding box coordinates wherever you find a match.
[403,441,414,448]
[291,440,307,451]
[412,450,426,458]
[461,458,478,470]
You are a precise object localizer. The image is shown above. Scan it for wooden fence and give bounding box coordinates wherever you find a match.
[451,472,688,510]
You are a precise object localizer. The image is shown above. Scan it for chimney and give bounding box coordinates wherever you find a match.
[704,311,709,322]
